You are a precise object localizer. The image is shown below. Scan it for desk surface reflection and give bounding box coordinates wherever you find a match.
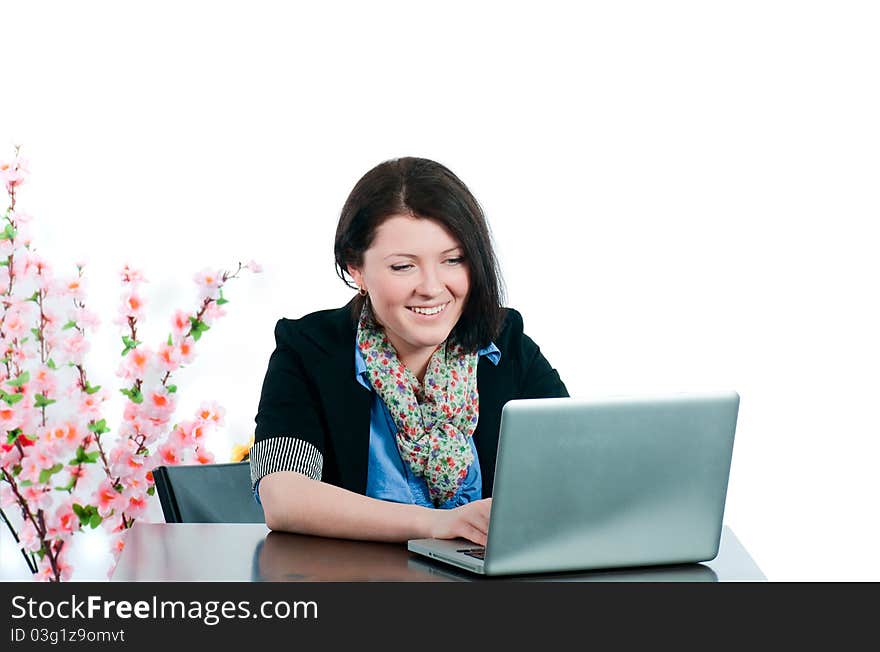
[111,523,765,581]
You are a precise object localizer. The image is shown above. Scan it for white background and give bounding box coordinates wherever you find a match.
[1,1,878,581]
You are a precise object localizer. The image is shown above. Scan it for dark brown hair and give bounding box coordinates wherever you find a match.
[334,157,505,351]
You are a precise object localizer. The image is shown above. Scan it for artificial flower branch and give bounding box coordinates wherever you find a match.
[0,149,260,580]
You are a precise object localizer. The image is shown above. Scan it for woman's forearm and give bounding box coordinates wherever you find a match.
[259,471,432,542]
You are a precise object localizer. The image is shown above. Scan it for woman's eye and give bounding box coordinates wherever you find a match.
[446,257,465,265]
[390,264,413,272]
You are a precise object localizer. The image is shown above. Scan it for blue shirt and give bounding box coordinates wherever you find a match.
[357,342,501,509]
[254,342,501,507]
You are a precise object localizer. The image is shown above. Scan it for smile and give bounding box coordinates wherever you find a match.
[406,302,449,316]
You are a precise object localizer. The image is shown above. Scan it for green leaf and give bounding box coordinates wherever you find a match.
[6,371,30,387]
[147,486,155,496]
[3,223,16,240]
[26,291,40,303]
[216,289,229,306]
[29,328,41,341]
[2,392,24,406]
[120,335,141,356]
[88,513,102,529]
[85,383,101,395]
[0,259,8,266]
[38,463,64,484]
[47,358,57,370]
[84,451,100,463]
[62,320,77,330]
[34,394,57,409]
[72,503,90,526]
[71,445,86,464]
[166,384,177,393]
[119,388,144,404]
[88,419,110,435]
[55,474,77,492]
[188,317,210,340]
[167,333,173,346]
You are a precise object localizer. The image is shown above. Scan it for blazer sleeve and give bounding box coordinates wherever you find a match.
[508,309,570,399]
[250,319,326,490]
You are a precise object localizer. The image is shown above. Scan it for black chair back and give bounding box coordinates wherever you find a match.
[153,462,265,523]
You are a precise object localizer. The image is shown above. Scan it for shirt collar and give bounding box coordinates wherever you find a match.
[355,341,501,390]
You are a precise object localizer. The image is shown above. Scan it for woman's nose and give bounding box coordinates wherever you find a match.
[414,267,444,296]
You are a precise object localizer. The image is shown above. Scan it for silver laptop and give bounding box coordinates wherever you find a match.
[408,392,739,576]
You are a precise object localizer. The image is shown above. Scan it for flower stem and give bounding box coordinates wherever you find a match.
[0,507,37,574]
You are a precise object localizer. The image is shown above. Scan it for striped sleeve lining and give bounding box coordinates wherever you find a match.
[249,436,323,489]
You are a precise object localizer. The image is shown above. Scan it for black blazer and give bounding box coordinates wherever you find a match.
[251,301,569,499]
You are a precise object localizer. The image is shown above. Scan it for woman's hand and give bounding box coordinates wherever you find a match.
[428,498,493,546]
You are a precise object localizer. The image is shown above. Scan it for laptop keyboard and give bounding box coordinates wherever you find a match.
[457,547,486,560]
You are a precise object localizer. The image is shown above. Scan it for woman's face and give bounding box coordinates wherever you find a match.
[348,214,470,360]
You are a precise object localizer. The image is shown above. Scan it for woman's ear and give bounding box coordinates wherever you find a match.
[347,265,364,290]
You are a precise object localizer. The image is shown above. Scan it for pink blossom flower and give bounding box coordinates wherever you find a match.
[44,423,82,455]
[170,310,191,340]
[60,332,90,365]
[195,448,215,464]
[193,268,222,298]
[191,422,208,442]
[200,300,227,326]
[18,448,54,484]
[157,442,180,466]
[111,446,147,479]
[3,309,29,339]
[67,464,87,480]
[118,346,151,380]
[245,260,263,273]
[17,251,52,279]
[120,290,146,320]
[110,534,126,555]
[0,157,28,191]
[32,365,57,396]
[169,421,195,448]
[122,471,149,495]
[0,406,23,432]
[60,277,86,301]
[36,553,72,582]
[96,479,123,517]
[0,482,16,507]
[77,388,107,420]
[156,342,180,373]
[47,501,77,538]
[72,306,100,330]
[21,484,53,511]
[177,338,196,364]
[20,520,42,553]
[120,265,146,284]
[125,493,148,518]
[0,442,23,469]
[196,401,226,427]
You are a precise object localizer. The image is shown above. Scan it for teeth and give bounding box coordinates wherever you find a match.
[409,303,446,316]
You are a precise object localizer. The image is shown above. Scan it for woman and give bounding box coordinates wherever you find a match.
[251,157,568,546]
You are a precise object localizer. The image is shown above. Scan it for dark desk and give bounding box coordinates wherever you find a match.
[111,524,765,581]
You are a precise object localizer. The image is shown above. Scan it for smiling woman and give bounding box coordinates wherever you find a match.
[250,157,568,546]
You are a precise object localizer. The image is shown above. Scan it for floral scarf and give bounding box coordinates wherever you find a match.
[356,310,480,506]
